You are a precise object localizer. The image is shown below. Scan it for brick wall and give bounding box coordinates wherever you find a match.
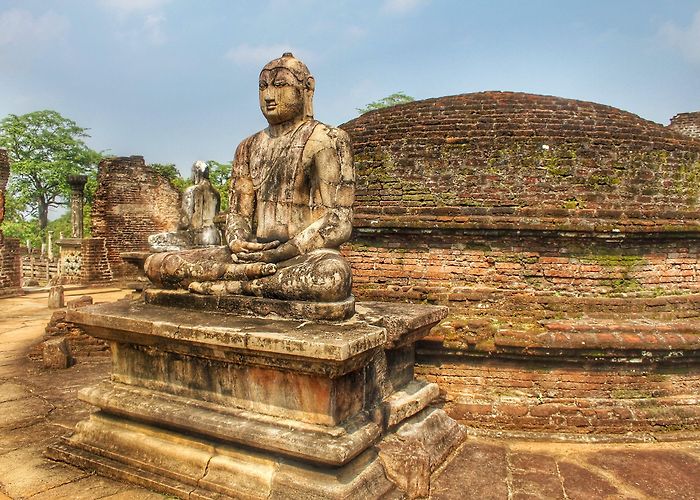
[0,238,21,294]
[340,92,700,434]
[669,111,700,140]
[343,92,700,217]
[0,148,21,295]
[81,237,113,283]
[91,156,180,278]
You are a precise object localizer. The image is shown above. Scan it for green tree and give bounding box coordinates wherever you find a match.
[207,160,231,212]
[149,162,191,192]
[0,110,101,229]
[356,92,415,114]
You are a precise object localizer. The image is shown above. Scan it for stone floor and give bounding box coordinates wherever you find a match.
[2,287,700,499]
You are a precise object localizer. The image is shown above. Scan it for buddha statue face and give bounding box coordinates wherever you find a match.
[259,52,315,126]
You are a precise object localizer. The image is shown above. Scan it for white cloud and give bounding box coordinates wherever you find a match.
[0,9,68,46]
[346,25,367,39]
[143,14,166,45]
[100,0,171,16]
[382,0,430,14]
[225,43,310,66]
[660,9,700,64]
[101,0,170,46]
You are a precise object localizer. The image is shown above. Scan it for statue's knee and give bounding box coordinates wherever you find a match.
[312,256,352,301]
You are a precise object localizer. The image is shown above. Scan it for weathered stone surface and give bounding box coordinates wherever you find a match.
[587,449,700,499]
[53,291,459,497]
[48,416,396,500]
[47,285,64,309]
[430,441,509,499]
[56,238,83,284]
[80,381,379,463]
[373,380,440,429]
[377,408,466,498]
[557,461,621,499]
[67,295,93,309]
[0,394,53,431]
[356,301,448,348]
[67,299,385,368]
[42,337,73,369]
[145,288,356,321]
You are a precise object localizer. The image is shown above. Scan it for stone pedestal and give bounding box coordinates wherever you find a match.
[48,296,464,498]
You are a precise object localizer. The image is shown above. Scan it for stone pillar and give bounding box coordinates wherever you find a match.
[67,174,88,239]
[47,231,54,261]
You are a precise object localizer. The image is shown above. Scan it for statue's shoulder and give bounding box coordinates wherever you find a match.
[235,130,265,152]
[307,121,351,151]
[233,131,268,165]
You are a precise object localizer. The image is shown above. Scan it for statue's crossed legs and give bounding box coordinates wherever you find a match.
[145,247,351,302]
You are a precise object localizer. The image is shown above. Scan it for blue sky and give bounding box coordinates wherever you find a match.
[1,0,699,175]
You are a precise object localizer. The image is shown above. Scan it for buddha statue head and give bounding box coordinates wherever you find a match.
[191,160,209,184]
[258,52,315,126]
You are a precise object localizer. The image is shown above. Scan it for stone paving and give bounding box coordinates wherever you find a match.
[1,288,700,499]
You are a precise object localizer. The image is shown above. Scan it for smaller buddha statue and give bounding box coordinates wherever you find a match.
[148,160,222,252]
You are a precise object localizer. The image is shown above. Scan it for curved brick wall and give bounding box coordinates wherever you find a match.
[340,92,700,436]
[669,111,700,140]
[91,156,180,278]
[343,91,700,221]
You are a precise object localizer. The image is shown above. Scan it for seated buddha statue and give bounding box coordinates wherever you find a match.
[144,52,355,303]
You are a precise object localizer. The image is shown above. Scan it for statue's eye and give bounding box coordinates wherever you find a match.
[259,82,267,90]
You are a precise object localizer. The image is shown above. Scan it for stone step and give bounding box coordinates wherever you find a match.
[81,381,380,466]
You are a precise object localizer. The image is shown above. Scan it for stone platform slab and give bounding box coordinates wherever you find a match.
[51,295,459,497]
[145,288,357,321]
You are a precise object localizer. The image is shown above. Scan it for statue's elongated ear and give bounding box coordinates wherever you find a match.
[305,76,315,91]
[304,77,315,119]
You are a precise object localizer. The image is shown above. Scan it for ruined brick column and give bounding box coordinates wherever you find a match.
[0,148,8,235]
[0,148,22,294]
[67,174,87,239]
[669,111,700,139]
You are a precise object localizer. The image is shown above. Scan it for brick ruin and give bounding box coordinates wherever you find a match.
[669,111,700,140]
[0,148,21,295]
[340,92,700,435]
[91,156,180,279]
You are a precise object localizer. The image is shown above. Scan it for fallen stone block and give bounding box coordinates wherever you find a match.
[67,295,93,309]
[48,285,65,309]
[42,337,74,369]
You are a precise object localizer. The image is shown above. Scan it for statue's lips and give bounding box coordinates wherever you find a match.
[265,103,277,111]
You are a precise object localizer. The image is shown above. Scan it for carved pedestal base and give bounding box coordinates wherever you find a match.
[47,297,464,499]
